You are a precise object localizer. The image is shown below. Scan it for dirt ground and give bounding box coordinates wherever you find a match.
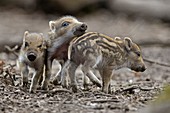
[0,9,170,113]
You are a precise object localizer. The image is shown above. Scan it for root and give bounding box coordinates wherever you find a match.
[144,58,170,67]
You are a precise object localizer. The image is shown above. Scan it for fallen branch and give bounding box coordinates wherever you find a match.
[144,58,170,67]
[91,99,120,103]
[121,85,139,92]
[140,86,155,91]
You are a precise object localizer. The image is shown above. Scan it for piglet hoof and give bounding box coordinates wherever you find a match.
[83,84,91,91]
[71,84,78,93]
[61,80,69,89]
[29,88,36,93]
[108,85,112,94]
[21,81,28,88]
[96,82,102,88]
[41,84,48,91]
[102,88,109,94]
[90,79,102,88]
[41,87,48,91]
[52,76,61,85]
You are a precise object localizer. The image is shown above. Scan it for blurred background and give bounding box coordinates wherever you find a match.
[0,0,170,51]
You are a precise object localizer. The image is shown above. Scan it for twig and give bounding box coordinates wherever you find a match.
[144,58,170,67]
[91,99,120,103]
[94,92,114,97]
[121,85,139,92]
[3,64,17,86]
[57,96,71,111]
[50,88,73,94]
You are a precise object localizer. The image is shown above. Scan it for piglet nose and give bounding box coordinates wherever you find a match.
[141,65,146,72]
[80,24,87,31]
[27,53,37,62]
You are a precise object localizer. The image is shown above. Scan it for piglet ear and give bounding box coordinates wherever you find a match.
[42,38,47,49]
[39,33,47,49]
[49,21,55,31]
[124,37,133,51]
[114,37,121,40]
[42,40,47,49]
[23,31,29,42]
[24,31,29,37]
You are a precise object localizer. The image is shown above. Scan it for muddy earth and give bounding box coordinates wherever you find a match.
[0,9,170,113]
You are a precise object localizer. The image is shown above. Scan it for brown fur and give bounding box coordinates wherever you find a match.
[18,31,47,93]
[41,16,87,90]
[62,32,146,93]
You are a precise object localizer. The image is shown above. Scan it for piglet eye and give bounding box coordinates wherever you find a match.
[37,45,42,48]
[25,42,29,47]
[135,51,141,57]
[62,21,69,27]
